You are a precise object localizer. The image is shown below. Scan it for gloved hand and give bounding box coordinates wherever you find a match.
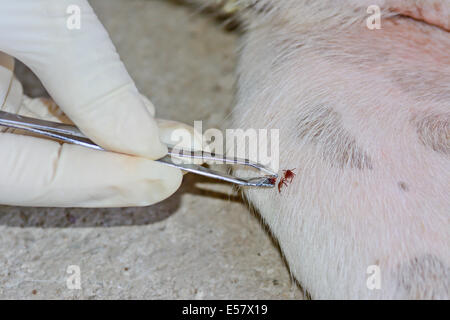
[0,0,198,207]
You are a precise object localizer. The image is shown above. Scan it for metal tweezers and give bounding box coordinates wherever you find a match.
[0,110,277,187]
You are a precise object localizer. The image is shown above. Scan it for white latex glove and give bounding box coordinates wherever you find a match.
[0,1,198,207]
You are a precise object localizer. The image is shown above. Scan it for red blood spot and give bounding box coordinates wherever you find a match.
[278,169,296,193]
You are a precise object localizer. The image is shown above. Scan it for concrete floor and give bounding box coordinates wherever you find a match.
[0,0,304,299]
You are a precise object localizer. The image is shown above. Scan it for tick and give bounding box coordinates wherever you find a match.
[278,169,296,193]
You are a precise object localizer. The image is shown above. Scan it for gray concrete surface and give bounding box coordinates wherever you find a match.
[0,0,304,299]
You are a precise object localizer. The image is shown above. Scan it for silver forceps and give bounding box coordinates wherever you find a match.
[0,110,277,188]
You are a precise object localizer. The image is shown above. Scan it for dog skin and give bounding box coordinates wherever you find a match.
[187,0,449,298]
[230,0,449,299]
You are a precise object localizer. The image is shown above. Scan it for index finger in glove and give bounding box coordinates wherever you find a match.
[0,0,166,159]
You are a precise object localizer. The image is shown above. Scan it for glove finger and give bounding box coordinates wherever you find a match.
[5,95,204,161]
[0,0,166,159]
[157,119,205,166]
[19,95,71,123]
[156,119,203,151]
[0,132,182,207]
[17,94,154,126]
[140,94,156,118]
[0,52,18,113]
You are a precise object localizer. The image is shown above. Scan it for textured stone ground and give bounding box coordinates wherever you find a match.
[0,0,304,299]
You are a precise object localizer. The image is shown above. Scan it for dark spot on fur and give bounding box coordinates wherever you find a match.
[297,107,373,170]
[396,254,449,299]
[398,181,409,192]
[414,113,450,156]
